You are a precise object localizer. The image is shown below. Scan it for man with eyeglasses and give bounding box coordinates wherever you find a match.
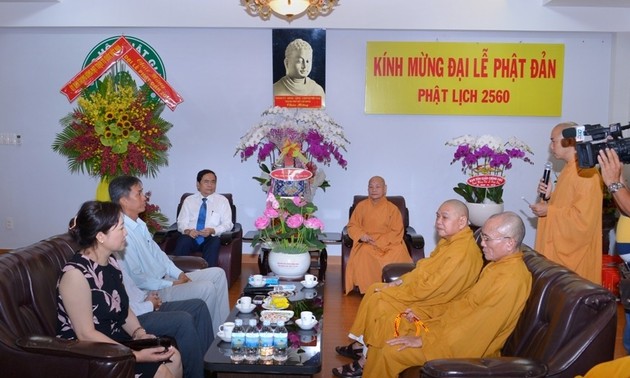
[361,211,532,378]
[333,199,483,377]
[108,175,229,335]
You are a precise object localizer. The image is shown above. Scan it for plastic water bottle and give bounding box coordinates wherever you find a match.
[244,318,259,363]
[258,319,274,364]
[273,320,288,363]
[230,318,245,363]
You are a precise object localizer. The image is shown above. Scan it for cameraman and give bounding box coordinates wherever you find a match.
[597,147,630,354]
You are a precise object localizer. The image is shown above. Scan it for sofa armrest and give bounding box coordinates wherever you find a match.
[169,255,208,272]
[341,226,353,248]
[382,262,416,282]
[406,227,425,250]
[421,357,548,378]
[220,223,242,245]
[16,335,133,360]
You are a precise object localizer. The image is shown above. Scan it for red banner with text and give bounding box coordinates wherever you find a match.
[60,36,183,110]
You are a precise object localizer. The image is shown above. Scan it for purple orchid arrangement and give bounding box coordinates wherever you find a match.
[446,135,534,204]
[236,107,349,169]
[235,107,350,197]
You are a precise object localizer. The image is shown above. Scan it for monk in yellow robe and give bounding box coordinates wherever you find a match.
[336,212,532,378]
[576,356,630,377]
[344,176,413,294]
[531,122,603,284]
[334,200,483,365]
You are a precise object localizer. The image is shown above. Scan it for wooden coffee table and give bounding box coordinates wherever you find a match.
[204,282,323,377]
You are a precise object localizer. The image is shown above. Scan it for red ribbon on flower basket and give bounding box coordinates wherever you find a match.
[394,312,429,337]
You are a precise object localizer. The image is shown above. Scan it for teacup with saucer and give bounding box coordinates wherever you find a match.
[295,318,318,330]
[300,280,318,289]
[236,303,256,313]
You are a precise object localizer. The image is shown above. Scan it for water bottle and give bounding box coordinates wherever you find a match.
[273,320,288,363]
[244,318,259,363]
[230,318,246,363]
[258,319,274,364]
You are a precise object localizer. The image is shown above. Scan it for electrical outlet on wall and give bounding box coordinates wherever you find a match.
[4,217,14,230]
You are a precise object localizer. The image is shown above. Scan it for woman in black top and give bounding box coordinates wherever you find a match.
[57,200,182,378]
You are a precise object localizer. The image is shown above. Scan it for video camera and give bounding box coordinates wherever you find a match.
[561,122,630,168]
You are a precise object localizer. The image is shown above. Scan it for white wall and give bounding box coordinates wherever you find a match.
[1,1,630,32]
[0,27,615,255]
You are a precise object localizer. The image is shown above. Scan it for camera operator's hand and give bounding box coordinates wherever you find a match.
[598,148,623,186]
[598,148,630,216]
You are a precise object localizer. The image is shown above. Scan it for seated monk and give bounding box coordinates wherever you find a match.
[333,199,483,375]
[344,176,414,294]
[337,211,532,378]
[577,355,630,377]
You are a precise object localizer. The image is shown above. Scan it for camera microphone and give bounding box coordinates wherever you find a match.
[540,162,552,199]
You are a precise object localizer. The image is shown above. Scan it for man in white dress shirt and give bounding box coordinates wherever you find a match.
[172,169,233,267]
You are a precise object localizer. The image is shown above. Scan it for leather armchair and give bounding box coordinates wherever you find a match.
[341,195,424,292]
[1,233,206,378]
[155,192,243,287]
[1,234,136,378]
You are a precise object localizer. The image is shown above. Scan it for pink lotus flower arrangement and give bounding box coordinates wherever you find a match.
[252,193,325,254]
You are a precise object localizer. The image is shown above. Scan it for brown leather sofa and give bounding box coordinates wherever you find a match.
[1,233,207,378]
[154,192,243,288]
[382,244,618,378]
[341,195,425,292]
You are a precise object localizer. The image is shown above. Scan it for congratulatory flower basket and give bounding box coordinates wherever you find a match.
[52,70,172,179]
[446,134,534,205]
[235,106,349,199]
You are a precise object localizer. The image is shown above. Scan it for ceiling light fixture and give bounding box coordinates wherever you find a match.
[243,0,338,21]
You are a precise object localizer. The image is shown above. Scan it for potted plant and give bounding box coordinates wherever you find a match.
[446,134,534,225]
[253,192,325,278]
[235,106,349,199]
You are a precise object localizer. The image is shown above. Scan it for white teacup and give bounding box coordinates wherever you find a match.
[304,289,317,299]
[219,322,235,338]
[252,274,264,286]
[304,274,318,285]
[300,311,316,325]
[217,330,231,342]
[237,296,252,307]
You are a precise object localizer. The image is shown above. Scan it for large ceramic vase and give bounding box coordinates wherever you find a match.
[268,250,311,279]
[466,202,504,227]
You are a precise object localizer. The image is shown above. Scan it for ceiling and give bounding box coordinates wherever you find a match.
[544,0,630,7]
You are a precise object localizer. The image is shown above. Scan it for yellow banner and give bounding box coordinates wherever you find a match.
[365,42,564,116]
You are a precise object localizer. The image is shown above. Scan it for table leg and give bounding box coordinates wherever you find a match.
[319,247,327,282]
[258,247,270,275]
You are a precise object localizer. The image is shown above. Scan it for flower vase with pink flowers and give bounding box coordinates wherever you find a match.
[253,193,325,254]
[253,193,326,278]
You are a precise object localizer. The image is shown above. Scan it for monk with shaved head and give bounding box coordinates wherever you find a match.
[344,176,414,294]
[333,199,483,377]
[530,122,603,284]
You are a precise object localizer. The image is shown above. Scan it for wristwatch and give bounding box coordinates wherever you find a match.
[608,182,625,194]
